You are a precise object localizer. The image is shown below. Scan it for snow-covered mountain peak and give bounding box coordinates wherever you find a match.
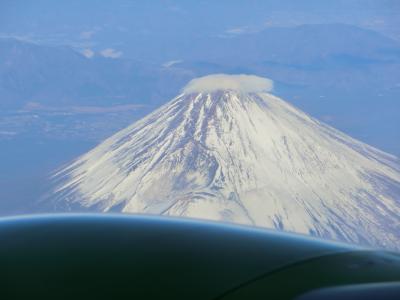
[48,74,400,250]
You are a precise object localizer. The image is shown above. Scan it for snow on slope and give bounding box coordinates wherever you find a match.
[50,74,400,250]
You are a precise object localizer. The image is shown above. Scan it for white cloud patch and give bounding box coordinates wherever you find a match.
[162,60,183,68]
[80,30,96,40]
[81,48,95,58]
[100,48,123,59]
[225,26,249,35]
[183,74,274,94]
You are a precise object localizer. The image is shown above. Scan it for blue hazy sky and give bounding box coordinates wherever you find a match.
[1,0,399,42]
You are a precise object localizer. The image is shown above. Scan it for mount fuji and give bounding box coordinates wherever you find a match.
[48,74,400,250]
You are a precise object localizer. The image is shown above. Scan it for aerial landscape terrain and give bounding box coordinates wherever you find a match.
[0,0,399,250]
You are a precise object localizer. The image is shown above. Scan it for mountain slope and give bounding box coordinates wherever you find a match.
[50,74,400,250]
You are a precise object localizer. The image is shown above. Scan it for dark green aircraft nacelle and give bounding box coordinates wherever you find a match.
[0,214,399,299]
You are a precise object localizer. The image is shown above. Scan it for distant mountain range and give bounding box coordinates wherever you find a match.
[0,37,190,110]
[48,74,400,250]
[1,23,399,154]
